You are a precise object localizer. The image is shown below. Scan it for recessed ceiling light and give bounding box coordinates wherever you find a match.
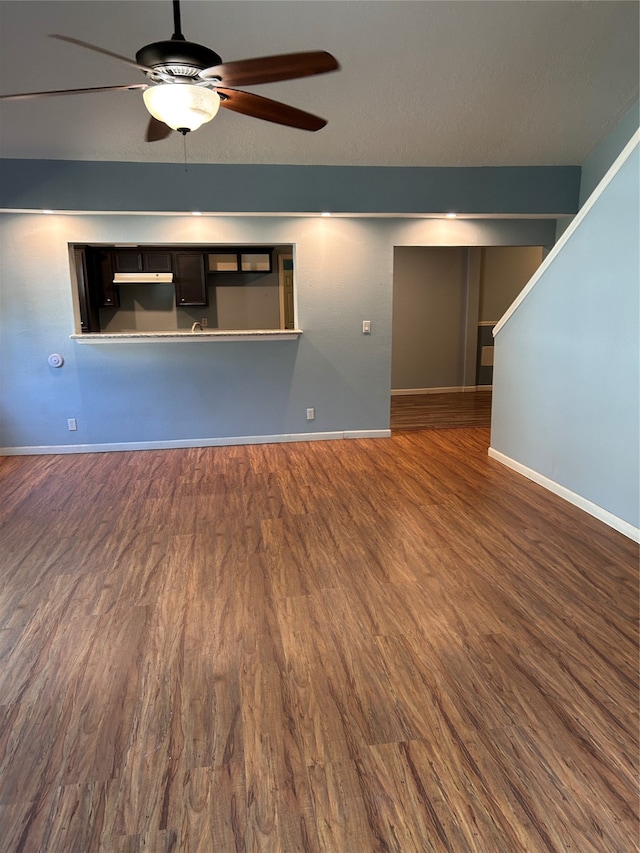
[321,211,331,217]
[191,211,203,216]
[445,212,457,219]
[42,209,54,214]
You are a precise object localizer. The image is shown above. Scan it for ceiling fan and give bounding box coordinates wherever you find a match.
[0,0,340,140]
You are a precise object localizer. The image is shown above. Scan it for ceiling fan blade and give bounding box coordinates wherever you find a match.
[0,84,147,101]
[200,51,339,87]
[50,34,158,75]
[146,116,172,142]
[218,88,327,131]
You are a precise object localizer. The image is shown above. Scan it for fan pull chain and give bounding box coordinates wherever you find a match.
[182,131,188,172]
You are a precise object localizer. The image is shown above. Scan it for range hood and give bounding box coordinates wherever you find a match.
[113,272,174,284]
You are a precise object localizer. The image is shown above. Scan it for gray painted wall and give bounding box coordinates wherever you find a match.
[214,278,281,331]
[479,247,544,322]
[392,248,468,390]
[491,139,639,529]
[391,246,543,391]
[100,272,282,333]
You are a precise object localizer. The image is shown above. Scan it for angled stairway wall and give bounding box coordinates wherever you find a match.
[490,130,639,540]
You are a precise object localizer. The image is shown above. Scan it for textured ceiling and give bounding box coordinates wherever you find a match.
[0,1,638,167]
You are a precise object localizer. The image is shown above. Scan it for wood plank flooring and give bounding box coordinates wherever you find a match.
[0,429,637,852]
[391,391,492,431]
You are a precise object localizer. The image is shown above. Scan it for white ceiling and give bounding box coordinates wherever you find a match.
[0,1,637,167]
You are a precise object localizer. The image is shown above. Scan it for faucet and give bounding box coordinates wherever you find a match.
[191,322,203,332]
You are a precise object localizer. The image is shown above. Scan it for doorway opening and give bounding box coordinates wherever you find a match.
[390,245,544,431]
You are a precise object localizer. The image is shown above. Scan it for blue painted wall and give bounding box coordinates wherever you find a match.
[0,208,554,451]
[491,136,639,530]
[0,160,580,215]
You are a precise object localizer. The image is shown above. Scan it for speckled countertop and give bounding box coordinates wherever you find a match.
[70,330,302,343]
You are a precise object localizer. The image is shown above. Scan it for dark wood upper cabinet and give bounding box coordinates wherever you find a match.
[174,252,208,307]
[112,250,173,273]
[87,249,119,308]
[112,252,142,273]
[142,251,173,272]
[74,248,101,332]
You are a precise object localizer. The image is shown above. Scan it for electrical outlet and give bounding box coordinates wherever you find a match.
[201,317,208,327]
[67,418,77,431]
[306,407,315,420]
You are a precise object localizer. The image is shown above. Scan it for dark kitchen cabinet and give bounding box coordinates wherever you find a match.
[74,248,100,332]
[174,252,208,306]
[112,250,173,273]
[112,252,142,273]
[86,248,119,308]
[99,252,118,307]
[143,251,173,271]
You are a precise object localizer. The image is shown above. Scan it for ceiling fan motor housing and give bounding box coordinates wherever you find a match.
[136,40,222,76]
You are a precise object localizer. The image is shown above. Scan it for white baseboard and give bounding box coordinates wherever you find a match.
[0,429,392,457]
[391,386,478,396]
[344,430,391,440]
[488,447,640,543]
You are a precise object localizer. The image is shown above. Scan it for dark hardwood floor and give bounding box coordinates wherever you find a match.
[0,428,637,852]
[391,391,492,431]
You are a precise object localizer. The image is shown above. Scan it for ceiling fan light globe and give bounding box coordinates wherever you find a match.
[143,84,220,131]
